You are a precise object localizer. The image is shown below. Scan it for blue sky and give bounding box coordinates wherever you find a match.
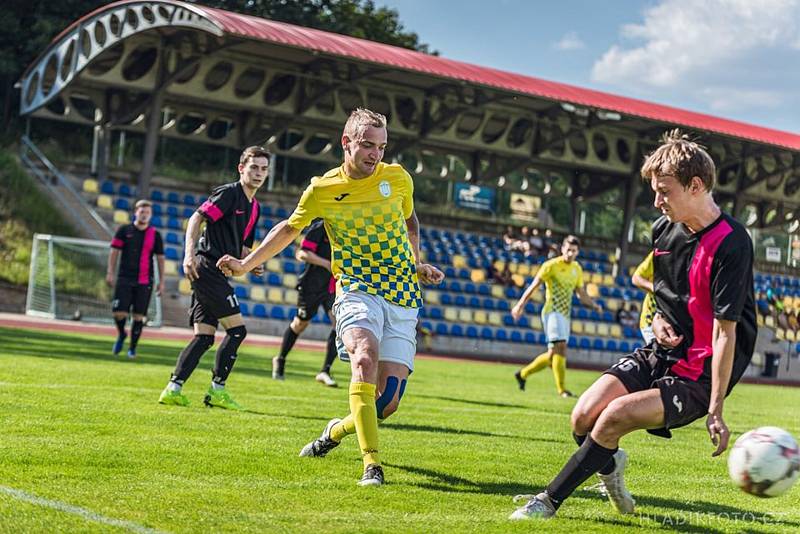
[377,0,800,134]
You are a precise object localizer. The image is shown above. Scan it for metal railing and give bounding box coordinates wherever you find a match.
[19,135,113,240]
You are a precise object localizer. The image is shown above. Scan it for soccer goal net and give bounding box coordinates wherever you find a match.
[26,233,162,326]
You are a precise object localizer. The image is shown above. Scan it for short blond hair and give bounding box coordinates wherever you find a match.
[134,199,152,209]
[342,108,387,143]
[640,129,716,191]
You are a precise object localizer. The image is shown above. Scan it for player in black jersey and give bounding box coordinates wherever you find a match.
[272,219,339,387]
[158,146,269,409]
[106,199,164,359]
[510,130,757,520]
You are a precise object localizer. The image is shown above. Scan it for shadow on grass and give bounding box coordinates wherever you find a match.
[413,393,533,410]
[385,462,534,496]
[383,422,560,443]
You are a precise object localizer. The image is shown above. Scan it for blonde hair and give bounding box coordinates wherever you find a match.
[640,129,716,191]
[134,199,152,209]
[342,108,387,143]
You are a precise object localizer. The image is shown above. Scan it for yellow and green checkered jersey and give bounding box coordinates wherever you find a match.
[633,251,656,330]
[287,162,422,308]
[538,257,584,316]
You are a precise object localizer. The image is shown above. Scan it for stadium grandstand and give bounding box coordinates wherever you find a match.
[15,0,800,382]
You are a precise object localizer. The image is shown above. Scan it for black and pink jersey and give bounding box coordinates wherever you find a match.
[296,220,335,295]
[652,212,756,389]
[196,182,260,262]
[110,224,164,284]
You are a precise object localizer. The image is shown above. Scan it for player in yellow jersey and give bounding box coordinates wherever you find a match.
[216,108,444,486]
[511,235,602,397]
[631,251,656,344]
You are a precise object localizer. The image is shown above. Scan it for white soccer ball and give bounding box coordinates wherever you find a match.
[728,426,800,497]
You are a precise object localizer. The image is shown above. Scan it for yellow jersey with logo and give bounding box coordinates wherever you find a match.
[633,251,656,330]
[287,162,422,308]
[538,256,584,316]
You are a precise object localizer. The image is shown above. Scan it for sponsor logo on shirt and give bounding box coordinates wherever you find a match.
[654,249,671,256]
[334,193,350,201]
[379,181,391,198]
[235,209,245,215]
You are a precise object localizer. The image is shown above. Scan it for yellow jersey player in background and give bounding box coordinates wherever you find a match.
[216,108,444,486]
[631,251,656,344]
[511,235,602,397]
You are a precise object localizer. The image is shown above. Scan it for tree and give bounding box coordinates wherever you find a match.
[0,0,432,140]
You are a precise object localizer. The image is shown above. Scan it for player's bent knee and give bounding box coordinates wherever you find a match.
[376,376,407,419]
[227,324,247,341]
[194,334,215,351]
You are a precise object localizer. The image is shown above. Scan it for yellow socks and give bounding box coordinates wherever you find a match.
[349,382,380,467]
[551,353,567,394]
[330,415,355,442]
[520,352,552,379]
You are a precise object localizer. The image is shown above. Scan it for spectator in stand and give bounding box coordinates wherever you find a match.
[488,262,513,286]
[545,230,560,259]
[615,303,637,330]
[517,227,533,254]
[529,228,544,257]
[503,226,518,251]
[787,309,799,333]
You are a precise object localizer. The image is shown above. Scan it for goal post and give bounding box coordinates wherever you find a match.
[26,233,162,326]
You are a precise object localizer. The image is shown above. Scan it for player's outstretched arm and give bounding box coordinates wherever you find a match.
[707,318,737,457]
[217,220,300,276]
[511,275,543,320]
[576,286,603,312]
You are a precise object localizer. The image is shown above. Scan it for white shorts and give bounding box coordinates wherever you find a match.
[542,311,570,346]
[334,290,419,372]
[641,325,655,345]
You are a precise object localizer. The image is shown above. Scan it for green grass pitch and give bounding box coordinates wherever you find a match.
[0,326,798,533]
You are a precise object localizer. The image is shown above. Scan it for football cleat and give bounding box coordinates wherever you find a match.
[597,449,635,514]
[272,356,285,380]
[559,390,576,398]
[315,371,337,387]
[299,418,342,457]
[203,387,243,411]
[112,334,127,356]
[509,492,556,520]
[514,371,526,391]
[126,348,136,359]
[357,464,385,487]
[158,387,190,407]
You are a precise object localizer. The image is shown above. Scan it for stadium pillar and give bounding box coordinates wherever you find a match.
[94,91,112,183]
[619,174,639,266]
[139,43,168,200]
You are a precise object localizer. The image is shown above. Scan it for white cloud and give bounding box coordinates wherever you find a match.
[553,31,585,51]
[590,0,800,120]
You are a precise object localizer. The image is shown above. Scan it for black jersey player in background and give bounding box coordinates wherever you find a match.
[106,199,164,359]
[272,219,339,387]
[158,146,269,409]
[510,130,756,520]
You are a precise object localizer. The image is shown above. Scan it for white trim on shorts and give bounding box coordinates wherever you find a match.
[333,290,419,372]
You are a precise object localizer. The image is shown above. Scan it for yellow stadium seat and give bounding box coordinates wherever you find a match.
[233,274,248,284]
[282,273,298,288]
[585,283,599,298]
[765,315,775,328]
[529,265,539,276]
[444,307,458,322]
[250,286,266,302]
[452,255,467,269]
[530,315,542,330]
[757,313,765,326]
[605,299,620,312]
[776,328,785,340]
[458,308,473,323]
[493,259,505,270]
[97,194,113,209]
[596,323,610,337]
[787,329,796,342]
[491,285,505,298]
[83,178,98,193]
[266,258,281,272]
[267,288,284,303]
[470,269,486,283]
[531,290,544,303]
[517,264,531,277]
[488,312,502,326]
[572,320,585,334]
[610,324,622,338]
[164,260,178,276]
[182,218,189,230]
[783,296,793,309]
[178,278,192,295]
[584,321,597,335]
[507,262,519,274]
[425,290,440,305]
[602,274,614,286]
[473,310,488,324]
[284,288,298,303]
[113,209,129,224]
[511,274,525,287]
[591,273,603,285]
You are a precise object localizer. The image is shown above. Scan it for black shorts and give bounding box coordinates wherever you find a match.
[112,278,153,315]
[188,256,240,328]
[604,347,711,439]
[295,287,334,321]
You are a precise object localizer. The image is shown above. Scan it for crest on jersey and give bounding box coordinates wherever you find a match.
[379,181,391,197]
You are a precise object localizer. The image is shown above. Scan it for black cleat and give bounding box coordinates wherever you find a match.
[514,371,526,391]
[358,464,385,487]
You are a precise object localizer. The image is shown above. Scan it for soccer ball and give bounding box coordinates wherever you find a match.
[728,426,800,497]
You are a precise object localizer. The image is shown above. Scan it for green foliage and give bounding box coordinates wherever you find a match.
[1,326,799,532]
[0,147,76,285]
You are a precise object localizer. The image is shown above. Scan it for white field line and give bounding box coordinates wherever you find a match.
[0,485,168,534]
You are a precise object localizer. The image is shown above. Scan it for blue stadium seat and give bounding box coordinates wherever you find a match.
[466,326,478,339]
[165,247,180,261]
[477,284,490,295]
[249,273,264,285]
[263,218,275,230]
[452,295,465,307]
[482,298,495,310]
[623,326,638,339]
[283,261,297,274]
[480,327,493,340]
[458,268,471,280]
[234,286,248,300]
[114,198,130,210]
[464,282,477,294]
[435,323,448,336]
[497,300,510,311]
[510,330,523,343]
[151,190,164,202]
[119,183,135,197]
[568,338,577,349]
[421,320,433,332]
[167,191,180,204]
[267,273,281,286]
[281,246,295,259]
[602,311,614,323]
[166,232,181,245]
[450,324,464,337]
[183,194,196,206]
[579,338,591,350]
[468,296,480,309]
[151,203,163,216]
[253,304,267,318]
[418,307,427,319]
[632,342,643,351]
[605,339,618,352]
[167,205,179,218]
[495,329,509,342]
[239,302,250,317]
[590,310,601,322]
[444,266,456,279]
[619,341,631,353]
[276,207,289,218]
[322,312,331,324]
[516,316,529,328]
[524,332,537,344]
[429,307,443,320]
[270,306,286,320]
[449,281,462,293]
[101,181,115,194]
[593,338,604,350]
[167,218,181,230]
[182,207,195,219]
[440,293,453,306]
[503,314,515,326]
